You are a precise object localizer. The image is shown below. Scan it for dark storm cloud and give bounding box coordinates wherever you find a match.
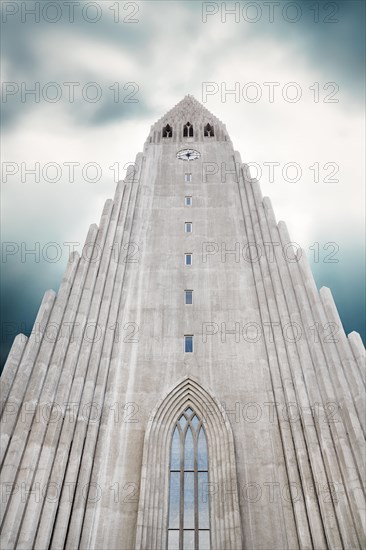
[0,257,66,369]
[1,0,153,128]
[311,247,366,343]
[2,1,365,129]
[1,1,151,62]
[290,0,365,95]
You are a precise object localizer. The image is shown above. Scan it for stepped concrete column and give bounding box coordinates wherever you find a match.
[34,199,114,550]
[348,332,365,384]
[0,288,56,465]
[0,334,28,416]
[0,252,79,547]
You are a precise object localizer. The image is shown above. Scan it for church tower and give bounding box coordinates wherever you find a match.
[1,96,365,550]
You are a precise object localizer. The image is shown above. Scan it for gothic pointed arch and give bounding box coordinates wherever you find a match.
[204,123,214,137]
[183,122,194,137]
[162,124,172,138]
[135,376,242,550]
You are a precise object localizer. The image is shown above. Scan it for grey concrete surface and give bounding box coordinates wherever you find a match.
[1,96,365,550]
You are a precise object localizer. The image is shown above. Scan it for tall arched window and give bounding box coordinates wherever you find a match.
[183,122,194,138]
[135,377,242,550]
[204,124,214,137]
[167,407,210,550]
[163,124,172,138]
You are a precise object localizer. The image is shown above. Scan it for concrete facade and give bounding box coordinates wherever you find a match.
[0,96,365,549]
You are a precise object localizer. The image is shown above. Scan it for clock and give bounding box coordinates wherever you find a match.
[176,149,200,161]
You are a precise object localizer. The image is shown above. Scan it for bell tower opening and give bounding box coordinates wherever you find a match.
[163,124,172,138]
[183,122,194,138]
[204,123,214,137]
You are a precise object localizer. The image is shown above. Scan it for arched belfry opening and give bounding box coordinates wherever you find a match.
[204,123,214,137]
[183,122,194,138]
[135,377,242,550]
[162,124,172,138]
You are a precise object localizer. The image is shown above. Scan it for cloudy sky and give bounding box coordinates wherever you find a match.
[1,0,365,365]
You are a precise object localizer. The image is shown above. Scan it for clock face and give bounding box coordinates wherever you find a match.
[176,149,200,161]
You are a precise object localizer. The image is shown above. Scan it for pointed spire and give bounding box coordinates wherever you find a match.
[155,94,222,125]
[147,95,230,144]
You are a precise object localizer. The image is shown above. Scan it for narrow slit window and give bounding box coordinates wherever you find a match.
[185,290,193,305]
[185,254,192,266]
[185,196,192,207]
[183,122,194,138]
[162,124,172,138]
[204,123,214,137]
[185,222,192,233]
[184,336,194,353]
[185,173,192,182]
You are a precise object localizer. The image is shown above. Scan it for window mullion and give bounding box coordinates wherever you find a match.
[179,426,184,550]
[168,411,210,550]
[194,429,199,549]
